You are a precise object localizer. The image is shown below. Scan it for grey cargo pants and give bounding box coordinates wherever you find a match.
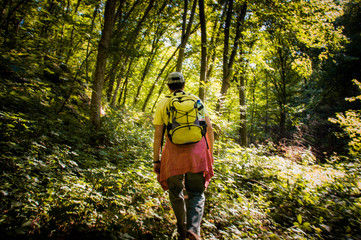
[167,172,205,237]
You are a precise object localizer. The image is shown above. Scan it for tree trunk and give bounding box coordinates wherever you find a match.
[216,1,247,114]
[90,0,117,130]
[131,0,155,43]
[176,0,197,72]
[111,56,129,107]
[64,0,83,64]
[265,77,269,138]
[239,74,247,147]
[151,65,176,113]
[249,76,256,143]
[120,77,128,107]
[133,28,161,107]
[216,0,233,113]
[198,0,207,102]
[277,44,289,139]
[106,65,118,102]
[206,3,226,84]
[85,3,100,80]
[104,0,154,88]
[142,47,179,112]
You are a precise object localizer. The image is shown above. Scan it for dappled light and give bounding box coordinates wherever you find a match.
[1,0,361,239]
[1,101,360,238]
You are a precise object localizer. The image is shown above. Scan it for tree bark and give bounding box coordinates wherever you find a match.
[119,57,137,107]
[90,0,117,130]
[239,74,248,147]
[111,56,129,107]
[250,76,256,143]
[275,43,289,139]
[176,0,197,72]
[104,0,154,87]
[142,46,179,112]
[216,0,232,113]
[216,1,247,114]
[133,27,161,107]
[151,65,176,113]
[206,3,226,84]
[198,0,207,102]
[106,61,119,102]
[265,77,269,137]
[85,3,100,80]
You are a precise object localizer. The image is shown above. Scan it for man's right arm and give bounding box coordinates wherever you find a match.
[205,116,214,154]
[153,125,164,174]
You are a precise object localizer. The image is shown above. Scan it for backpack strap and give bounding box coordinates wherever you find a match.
[205,135,209,149]
[162,94,175,150]
[162,92,209,148]
[161,123,166,152]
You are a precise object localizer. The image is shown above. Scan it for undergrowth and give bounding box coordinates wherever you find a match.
[1,69,361,239]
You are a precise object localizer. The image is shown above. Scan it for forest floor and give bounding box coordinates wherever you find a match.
[1,68,361,240]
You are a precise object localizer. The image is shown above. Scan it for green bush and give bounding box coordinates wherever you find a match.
[1,74,361,239]
[329,79,361,160]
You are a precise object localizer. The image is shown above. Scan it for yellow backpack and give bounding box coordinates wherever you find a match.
[165,91,207,145]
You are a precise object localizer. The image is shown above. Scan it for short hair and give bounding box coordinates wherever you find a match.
[167,82,185,91]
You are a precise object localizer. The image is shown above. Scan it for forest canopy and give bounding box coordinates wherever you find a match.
[1,0,359,153]
[0,0,360,239]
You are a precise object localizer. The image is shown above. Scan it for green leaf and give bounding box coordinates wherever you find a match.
[303,222,312,231]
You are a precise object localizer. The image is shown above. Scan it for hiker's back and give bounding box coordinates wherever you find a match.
[165,91,207,145]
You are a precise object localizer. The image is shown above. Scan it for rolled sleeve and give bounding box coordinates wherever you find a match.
[153,98,168,125]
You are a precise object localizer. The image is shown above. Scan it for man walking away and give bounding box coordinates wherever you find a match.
[153,72,214,239]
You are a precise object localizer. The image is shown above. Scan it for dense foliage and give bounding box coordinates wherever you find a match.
[1,0,361,239]
[1,0,360,152]
[329,80,361,158]
[1,76,361,239]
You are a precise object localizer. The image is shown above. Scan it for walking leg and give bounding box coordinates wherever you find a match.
[185,172,205,236]
[167,174,187,239]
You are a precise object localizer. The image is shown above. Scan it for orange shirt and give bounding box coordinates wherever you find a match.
[158,137,214,191]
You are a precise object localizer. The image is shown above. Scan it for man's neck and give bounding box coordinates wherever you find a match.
[170,89,184,93]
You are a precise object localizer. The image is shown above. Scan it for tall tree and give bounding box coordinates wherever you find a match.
[90,0,119,130]
[205,2,226,84]
[106,0,155,106]
[85,3,101,80]
[133,26,163,107]
[111,56,130,107]
[216,1,247,114]
[142,47,179,112]
[176,0,197,72]
[238,72,248,146]
[198,0,207,102]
